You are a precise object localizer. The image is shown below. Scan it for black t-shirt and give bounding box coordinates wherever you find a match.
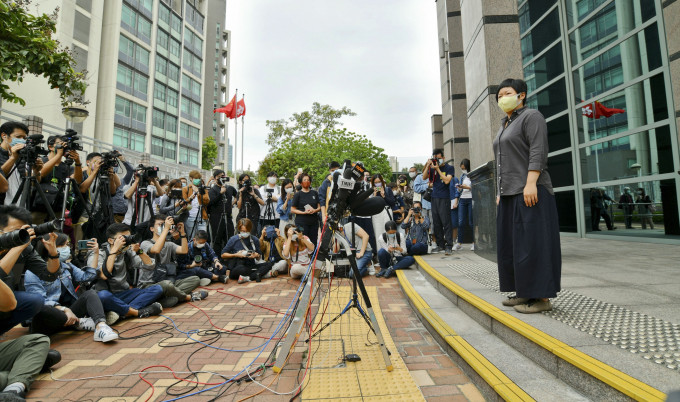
[40,156,73,186]
[208,184,237,218]
[292,189,319,226]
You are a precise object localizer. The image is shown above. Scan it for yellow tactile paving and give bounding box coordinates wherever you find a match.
[301,286,425,401]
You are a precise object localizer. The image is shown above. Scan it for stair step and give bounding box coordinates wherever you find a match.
[399,269,591,401]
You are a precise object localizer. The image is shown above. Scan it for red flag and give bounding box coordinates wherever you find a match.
[214,95,237,118]
[236,98,246,118]
[581,101,625,119]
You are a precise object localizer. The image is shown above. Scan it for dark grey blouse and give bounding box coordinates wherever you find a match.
[492,107,553,196]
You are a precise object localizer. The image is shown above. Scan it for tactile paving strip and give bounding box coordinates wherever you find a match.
[446,262,680,372]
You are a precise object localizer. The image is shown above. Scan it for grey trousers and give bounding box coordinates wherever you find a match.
[141,277,200,300]
[0,334,50,390]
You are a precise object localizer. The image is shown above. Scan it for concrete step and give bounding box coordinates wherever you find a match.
[408,253,674,402]
[398,268,591,402]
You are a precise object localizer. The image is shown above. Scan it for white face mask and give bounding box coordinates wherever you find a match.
[268,177,277,185]
[195,242,205,249]
[239,232,250,239]
[374,182,382,188]
[285,187,294,194]
[291,234,298,241]
[438,158,444,164]
[156,226,163,236]
[409,172,416,178]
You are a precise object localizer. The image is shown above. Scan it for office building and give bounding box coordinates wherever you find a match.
[435,0,680,246]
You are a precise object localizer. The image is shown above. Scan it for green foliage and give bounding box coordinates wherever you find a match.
[0,1,88,107]
[412,163,425,172]
[201,136,218,170]
[265,102,356,150]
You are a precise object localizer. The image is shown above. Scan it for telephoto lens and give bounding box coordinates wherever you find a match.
[32,219,62,236]
[122,235,136,246]
[0,229,31,250]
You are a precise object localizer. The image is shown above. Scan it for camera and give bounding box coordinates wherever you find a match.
[218,177,230,186]
[60,129,84,152]
[100,150,121,172]
[413,207,421,214]
[32,219,62,237]
[170,189,184,199]
[242,179,252,193]
[136,164,159,181]
[0,229,31,250]
[122,235,136,246]
[18,134,49,161]
[265,188,274,199]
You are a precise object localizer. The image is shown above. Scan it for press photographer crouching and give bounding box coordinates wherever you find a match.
[259,225,287,276]
[24,234,119,342]
[0,122,42,206]
[221,218,275,284]
[177,230,228,285]
[89,223,163,321]
[401,201,430,256]
[207,169,237,253]
[282,224,315,279]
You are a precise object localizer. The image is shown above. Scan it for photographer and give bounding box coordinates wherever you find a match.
[401,201,430,256]
[375,221,415,279]
[184,170,210,239]
[140,215,207,308]
[0,121,42,206]
[422,149,456,255]
[90,223,163,320]
[111,154,135,223]
[122,167,164,229]
[259,225,287,276]
[207,170,236,253]
[290,173,320,245]
[281,224,315,279]
[0,205,60,334]
[24,234,119,342]
[221,218,274,283]
[318,161,340,222]
[258,171,281,232]
[0,278,52,400]
[76,152,121,241]
[236,173,264,235]
[31,135,84,224]
[276,179,295,233]
[177,230,228,284]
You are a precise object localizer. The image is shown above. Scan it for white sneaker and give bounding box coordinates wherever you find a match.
[452,243,462,251]
[367,265,376,276]
[94,323,119,343]
[105,311,120,326]
[470,244,475,251]
[75,317,96,332]
[238,275,251,284]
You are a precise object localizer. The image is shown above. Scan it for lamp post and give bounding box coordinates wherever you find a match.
[61,105,89,129]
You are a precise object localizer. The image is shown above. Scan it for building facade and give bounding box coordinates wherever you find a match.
[2,0,230,175]
[436,0,680,244]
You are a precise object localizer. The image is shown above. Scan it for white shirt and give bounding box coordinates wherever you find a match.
[259,184,281,219]
[377,232,407,257]
[460,174,472,199]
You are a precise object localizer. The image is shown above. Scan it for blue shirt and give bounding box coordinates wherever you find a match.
[412,174,431,210]
[24,262,98,307]
[449,177,461,200]
[222,234,261,255]
[430,164,456,199]
[276,195,292,221]
[318,177,331,208]
[178,241,219,270]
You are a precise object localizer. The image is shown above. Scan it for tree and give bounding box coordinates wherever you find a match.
[0,1,88,106]
[265,102,356,150]
[201,136,218,170]
[412,163,425,172]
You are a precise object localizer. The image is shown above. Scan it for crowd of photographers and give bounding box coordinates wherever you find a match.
[0,118,473,400]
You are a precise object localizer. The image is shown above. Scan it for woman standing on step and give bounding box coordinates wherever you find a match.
[492,78,562,314]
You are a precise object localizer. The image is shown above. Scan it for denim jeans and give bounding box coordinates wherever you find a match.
[349,249,373,277]
[177,267,214,281]
[98,285,163,316]
[377,249,415,271]
[457,198,473,244]
[406,242,428,256]
[0,291,44,336]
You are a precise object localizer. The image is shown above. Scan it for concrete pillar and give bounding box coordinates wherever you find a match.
[662,0,680,146]
[431,114,443,152]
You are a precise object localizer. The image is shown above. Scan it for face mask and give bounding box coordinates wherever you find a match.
[10,138,26,147]
[195,242,205,249]
[239,231,250,239]
[57,247,71,262]
[387,233,396,239]
[438,158,444,164]
[285,187,293,194]
[291,234,298,241]
[268,177,277,185]
[181,182,187,187]
[156,226,163,236]
[409,172,416,178]
[113,166,119,174]
[498,94,521,113]
[301,182,311,189]
[374,182,382,188]
[193,178,201,186]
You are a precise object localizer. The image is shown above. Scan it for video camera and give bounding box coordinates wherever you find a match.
[242,179,252,193]
[136,165,158,180]
[18,134,49,162]
[100,150,121,172]
[60,129,84,152]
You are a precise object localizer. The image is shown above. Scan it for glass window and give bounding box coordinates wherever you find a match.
[131,132,145,152]
[115,96,131,118]
[137,16,151,38]
[524,42,563,92]
[166,115,177,133]
[554,191,577,232]
[167,88,178,108]
[548,152,574,188]
[154,82,166,102]
[171,13,182,34]
[189,149,199,166]
[521,8,560,64]
[140,0,153,15]
[119,34,134,59]
[525,77,567,119]
[167,63,180,83]
[116,64,133,87]
[165,141,177,160]
[157,29,169,51]
[135,45,150,69]
[156,56,167,76]
[113,127,129,148]
[191,101,200,120]
[132,103,146,124]
[180,146,188,163]
[134,73,148,96]
[180,123,189,138]
[580,126,674,184]
[74,11,90,44]
[121,4,135,30]
[169,38,181,57]
[153,109,164,130]
[576,74,669,143]
[546,114,571,151]
[190,126,200,142]
[152,137,164,157]
[181,97,190,115]
[72,45,88,73]
[76,0,92,12]
[182,74,190,90]
[159,4,171,25]
[519,0,557,35]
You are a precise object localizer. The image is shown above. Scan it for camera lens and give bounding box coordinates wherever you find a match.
[0,229,31,250]
[122,235,136,246]
[32,219,62,236]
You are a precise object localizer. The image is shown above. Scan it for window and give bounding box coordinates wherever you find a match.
[179,146,199,166]
[140,0,152,15]
[72,45,88,73]
[152,136,177,160]
[115,96,132,119]
[154,82,167,102]
[180,122,200,142]
[171,13,182,35]
[167,88,179,108]
[181,97,189,115]
[166,114,178,134]
[119,34,134,59]
[117,64,133,88]
[135,46,150,69]
[76,0,92,12]
[153,109,165,130]
[152,137,164,157]
[169,38,181,58]
[134,73,148,96]
[157,29,169,51]
[73,11,90,44]
[121,4,135,30]
[521,8,561,64]
[132,103,146,124]
[159,3,171,26]
[156,56,167,76]
[117,63,149,100]
[114,126,145,152]
[121,4,152,43]
[137,15,151,39]
[167,62,180,83]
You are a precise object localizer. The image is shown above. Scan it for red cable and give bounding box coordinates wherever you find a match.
[138,364,227,402]
[202,288,291,316]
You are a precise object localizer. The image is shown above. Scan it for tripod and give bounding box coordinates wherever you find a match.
[260,192,277,229]
[187,186,207,239]
[130,180,155,236]
[11,158,57,220]
[209,187,233,253]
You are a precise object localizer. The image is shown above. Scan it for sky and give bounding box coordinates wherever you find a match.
[224,1,441,173]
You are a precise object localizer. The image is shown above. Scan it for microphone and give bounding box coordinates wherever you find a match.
[351,197,387,217]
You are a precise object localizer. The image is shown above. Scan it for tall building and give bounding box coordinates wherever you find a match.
[2,0,230,176]
[435,0,680,246]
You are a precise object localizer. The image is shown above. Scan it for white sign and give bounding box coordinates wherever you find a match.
[338,177,355,190]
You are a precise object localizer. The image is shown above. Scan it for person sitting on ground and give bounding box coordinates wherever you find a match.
[25,234,118,342]
[376,221,415,278]
[0,278,53,401]
[140,215,207,308]
[388,182,406,227]
[259,225,287,276]
[401,201,430,256]
[337,218,373,277]
[177,230,228,285]
[221,218,275,283]
[281,224,315,279]
[90,223,164,322]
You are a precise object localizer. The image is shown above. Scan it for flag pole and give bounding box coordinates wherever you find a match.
[241,94,245,172]
[234,89,238,173]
